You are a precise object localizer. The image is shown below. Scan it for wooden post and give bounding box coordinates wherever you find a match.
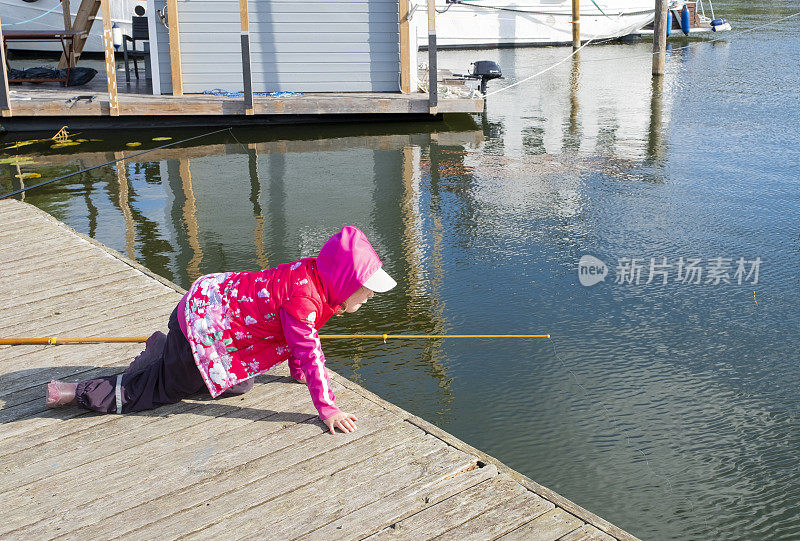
[427,0,437,114]
[58,0,102,69]
[61,0,77,68]
[0,14,11,117]
[62,0,72,31]
[239,0,254,114]
[100,0,118,115]
[399,0,411,93]
[572,0,580,50]
[652,0,668,76]
[167,0,183,96]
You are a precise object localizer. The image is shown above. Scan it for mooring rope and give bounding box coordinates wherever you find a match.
[483,10,800,98]
[1,2,63,27]
[0,127,235,200]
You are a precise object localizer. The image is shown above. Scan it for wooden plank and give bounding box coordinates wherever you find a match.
[0,375,296,494]
[0,381,322,533]
[308,463,499,540]
[498,508,585,541]
[430,490,554,540]
[176,426,432,540]
[198,435,450,539]
[0,274,166,332]
[99,0,119,115]
[0,290,177,341]
[366,474,525,540]
[560,524,618,541]
[0,14,12,117]
[47,403,399,539]
[167,0,184,96]
[398,0,411,93]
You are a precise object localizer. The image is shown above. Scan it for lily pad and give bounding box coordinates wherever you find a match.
[0,157,37,166]
[50,142,81,149]
[152,137,172,141]
[14,172,42,180]
[126,142,142,147]
[4,140,39,150]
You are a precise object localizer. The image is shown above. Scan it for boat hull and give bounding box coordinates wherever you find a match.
[1,0,146,53]
[416,0,655,48]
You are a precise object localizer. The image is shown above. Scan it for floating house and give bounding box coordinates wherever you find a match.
[0,0,482,131]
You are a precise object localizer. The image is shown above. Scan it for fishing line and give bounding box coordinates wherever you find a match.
[0,127,234,200]
[0,334,550,345]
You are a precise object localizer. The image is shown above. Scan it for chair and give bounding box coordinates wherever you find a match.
[122,14,150,82]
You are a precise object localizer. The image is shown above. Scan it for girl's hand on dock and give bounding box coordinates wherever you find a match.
[323,411,359,434]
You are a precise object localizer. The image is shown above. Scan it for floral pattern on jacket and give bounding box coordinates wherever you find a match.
[183,259,336,398]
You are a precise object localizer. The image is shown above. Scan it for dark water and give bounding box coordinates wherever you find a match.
[2,2,799,539]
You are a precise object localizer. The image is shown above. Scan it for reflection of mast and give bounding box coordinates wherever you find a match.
[113,151,136,259]
[399,145,425,297]
[79,158,99,238]
[14,164,24,202]
[179,157,203,280]
[647,76,665,163]
[563,53,582,151]
[425,141,454,406]
[248,143,269,269]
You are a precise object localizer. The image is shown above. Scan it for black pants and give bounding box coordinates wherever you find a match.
[75,306,208,414]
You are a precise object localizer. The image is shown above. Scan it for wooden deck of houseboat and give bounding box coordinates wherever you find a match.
[0,198,638,540]
[1,67,483,131]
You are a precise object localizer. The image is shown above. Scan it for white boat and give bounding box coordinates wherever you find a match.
[639,0,731,36]
[0,0,146,53]
[415,0,656,49]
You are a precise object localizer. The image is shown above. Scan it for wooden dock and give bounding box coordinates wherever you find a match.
[0,69,483,132]
[0,198,638,540]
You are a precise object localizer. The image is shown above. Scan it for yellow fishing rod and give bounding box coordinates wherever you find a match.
[0,333,549,346]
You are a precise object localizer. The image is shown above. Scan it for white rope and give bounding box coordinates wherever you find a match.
[483,10,800,97]
[484,38,595,97]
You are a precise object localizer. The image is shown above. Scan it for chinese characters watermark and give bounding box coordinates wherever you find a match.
[579,255,761,286]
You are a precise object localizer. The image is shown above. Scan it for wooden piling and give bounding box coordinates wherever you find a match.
[0,14,11,118]
[399,0,411,93]
[572,0,581,50]
[167,0,183,96]
[99,0,119,115]
[238,0,254,115]
[652,0,668,76]
[427,0,438,114]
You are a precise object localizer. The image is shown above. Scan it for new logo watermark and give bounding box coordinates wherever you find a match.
[578,255,609,286]
[578,255,761,286]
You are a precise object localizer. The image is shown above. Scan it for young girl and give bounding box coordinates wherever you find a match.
[46,226,396,435]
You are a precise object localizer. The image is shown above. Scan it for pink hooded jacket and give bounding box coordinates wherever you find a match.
[181,226,384,419]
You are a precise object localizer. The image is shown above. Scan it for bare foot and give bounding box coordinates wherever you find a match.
[46,380,78,407]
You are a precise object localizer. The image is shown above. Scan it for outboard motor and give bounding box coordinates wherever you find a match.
[471,61,502,94]
[455,60,502,95]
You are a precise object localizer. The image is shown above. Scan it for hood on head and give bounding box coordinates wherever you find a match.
[316,226,383,306]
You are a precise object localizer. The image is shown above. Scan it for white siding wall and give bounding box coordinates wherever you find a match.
[162,0,400,94]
